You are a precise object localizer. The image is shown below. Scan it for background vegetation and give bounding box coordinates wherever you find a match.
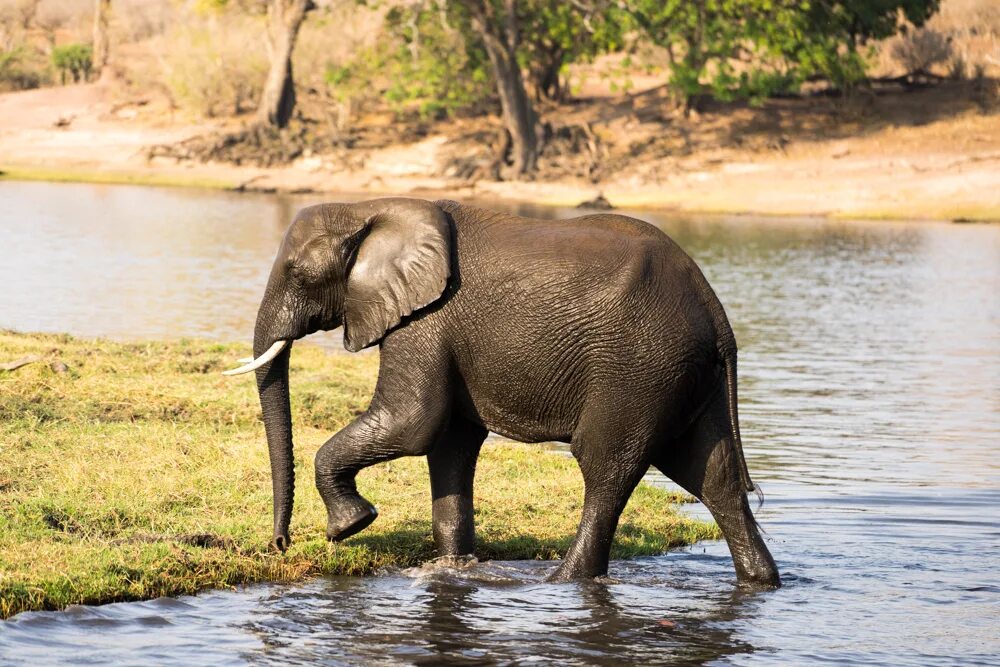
[1,0,997,180]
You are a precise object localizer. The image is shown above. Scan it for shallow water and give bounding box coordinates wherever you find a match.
[1,181,998,665]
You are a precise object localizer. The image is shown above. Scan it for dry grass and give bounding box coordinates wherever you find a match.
[0,331,716,619]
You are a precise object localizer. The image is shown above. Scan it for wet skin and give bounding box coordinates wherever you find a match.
[247,197,779,587]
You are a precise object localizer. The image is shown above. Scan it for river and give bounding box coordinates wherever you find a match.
[0,181,997,665]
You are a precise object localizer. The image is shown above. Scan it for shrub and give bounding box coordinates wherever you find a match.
[157,16,268,118]
[890,27,953,74]
[51,42,92,84]
[0,44,45,91]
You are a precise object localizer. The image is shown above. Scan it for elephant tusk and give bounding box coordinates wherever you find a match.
[222,340,289,376]
[236,356,254,364]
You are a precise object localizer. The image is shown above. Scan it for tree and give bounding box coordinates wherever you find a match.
[457,0,541,176]
[256,0,315,128]
[92,0,111,81]
[343,0,626,174]
[518,0,625,102]
[11,0,40,30]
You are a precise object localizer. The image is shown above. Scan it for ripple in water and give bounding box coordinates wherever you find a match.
[0,183,998,665]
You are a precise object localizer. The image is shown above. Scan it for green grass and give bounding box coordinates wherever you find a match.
[0,166,237,191]
[0,331,717,618]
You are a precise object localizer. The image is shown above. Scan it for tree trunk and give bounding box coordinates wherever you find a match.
[92,0,111,81]
[466,0,540,176]
[256,0,313,129]
[485,41,539,175]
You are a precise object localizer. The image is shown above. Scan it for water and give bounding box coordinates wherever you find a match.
[1,181,998,665]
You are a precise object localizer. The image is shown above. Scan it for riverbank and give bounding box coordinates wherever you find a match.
[0,332,716,619]
[2,82,999,222]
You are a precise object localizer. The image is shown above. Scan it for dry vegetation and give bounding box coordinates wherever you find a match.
[875,0,1000,79]
[0,331,716,618]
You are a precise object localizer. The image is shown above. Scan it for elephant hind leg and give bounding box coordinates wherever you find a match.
[654,389,780,589]
[548,408,657,582]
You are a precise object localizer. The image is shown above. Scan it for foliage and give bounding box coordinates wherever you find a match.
[382,4,493,118]
[50,42,92,84]
[193,0,268,13]
[795,0,940,87]
[0,331,715,618]
[0,0,954,126]
[625,0,941,107]
[0,45,22,76]
[328,2,495,120]
[516,0,628,101]
[194,0,236,11]
[626,0,802,107]
[804,0,940,46]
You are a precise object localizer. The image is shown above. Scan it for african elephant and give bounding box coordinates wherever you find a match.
[224,198,780,588]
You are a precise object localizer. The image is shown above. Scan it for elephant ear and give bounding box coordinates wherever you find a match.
[343,201,451,352]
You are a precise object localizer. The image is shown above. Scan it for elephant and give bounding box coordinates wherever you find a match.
[223,197,780,588]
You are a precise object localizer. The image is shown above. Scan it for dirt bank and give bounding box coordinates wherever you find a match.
[2,81,998,221]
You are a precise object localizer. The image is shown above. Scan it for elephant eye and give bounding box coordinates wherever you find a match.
[287,262,307,283]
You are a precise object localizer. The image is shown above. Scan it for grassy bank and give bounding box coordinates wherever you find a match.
[0,166,239,192]
[4,158,999,223]
[0,332,717,619]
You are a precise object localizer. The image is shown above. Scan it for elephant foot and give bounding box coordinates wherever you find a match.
[429,554,478,569]
[733,545,782,590]
[271,532,291,552]
[546,559,604,583]
[735,566,782,591]
[545,566,575,583]
[326,495,378,542]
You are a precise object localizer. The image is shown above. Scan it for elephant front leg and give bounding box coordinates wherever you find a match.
[428,418,488,557]
[316,409,446,541]
[313,417,384,542]
[313,335,456,541]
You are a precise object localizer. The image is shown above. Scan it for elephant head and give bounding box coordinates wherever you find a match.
[223,198,452,550]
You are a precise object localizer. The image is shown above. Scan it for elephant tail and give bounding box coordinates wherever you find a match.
[708,291,760,502]
[721,349,759,499]
[690,256,761,504]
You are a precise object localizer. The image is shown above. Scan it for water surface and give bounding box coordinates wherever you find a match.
[0,181,998,665]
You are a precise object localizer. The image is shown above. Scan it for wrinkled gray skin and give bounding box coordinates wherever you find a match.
[251,197,779,587]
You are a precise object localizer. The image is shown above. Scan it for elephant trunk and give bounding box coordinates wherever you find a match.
[255,325,294,551]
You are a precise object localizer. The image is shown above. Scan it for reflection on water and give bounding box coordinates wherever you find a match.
[1,181,999,665]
